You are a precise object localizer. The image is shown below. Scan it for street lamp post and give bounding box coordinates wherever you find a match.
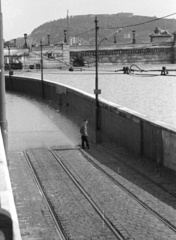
[94,16,122,143]
[47,35,50,46]
[94,17,101,144]
[40,40,44,98]
[8,45,11,74]
[132,30,136,44]
[8,45,13,77]
[8,45,13,90]
[14,39,16,47]
[0,0,8,154]
[64,30,67,43]
[114,35,117,43]
[24,33,27,48]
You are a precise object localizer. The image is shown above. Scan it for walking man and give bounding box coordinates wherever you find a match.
[80,119,89,149]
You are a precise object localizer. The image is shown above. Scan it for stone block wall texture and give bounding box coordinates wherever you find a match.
[70,43,176,64]
[5,76,176,171]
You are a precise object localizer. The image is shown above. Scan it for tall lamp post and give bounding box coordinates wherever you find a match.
[40,40,44,98]
[94,16,122,143]
[8,45,13,76]
[64,30,67,43]
[8,45,11,74]
[0,0,8,154]
[94,17,101,143]
[24,33,27,48]
[14,39,16,47]
[47,34,50,46]
[132,30,136,44]
[8,45,13,90]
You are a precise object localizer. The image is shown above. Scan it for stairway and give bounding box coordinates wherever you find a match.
[23,50,70,69]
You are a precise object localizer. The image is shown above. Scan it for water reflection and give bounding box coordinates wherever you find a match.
[6,92,80,151]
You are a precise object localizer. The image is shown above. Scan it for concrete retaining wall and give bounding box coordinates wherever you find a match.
[70,43,176,65]
[5,75,176,171]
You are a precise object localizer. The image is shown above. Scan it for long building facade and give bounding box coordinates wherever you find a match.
[4,29,176,69]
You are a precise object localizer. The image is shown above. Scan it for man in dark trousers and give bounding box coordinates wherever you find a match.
[80,119,89,149]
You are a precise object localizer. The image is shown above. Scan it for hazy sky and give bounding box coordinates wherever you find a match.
[2,0,176,40]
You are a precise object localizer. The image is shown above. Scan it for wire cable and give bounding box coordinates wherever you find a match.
[74,28,95,38]
[50,12,176,45]
[99,12,176,30]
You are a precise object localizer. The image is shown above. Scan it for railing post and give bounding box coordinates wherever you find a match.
[94,17,101,144]
[40,40,44,98]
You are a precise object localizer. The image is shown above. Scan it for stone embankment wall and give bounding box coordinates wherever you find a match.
[70,42,176,65]
[5,76,176,171]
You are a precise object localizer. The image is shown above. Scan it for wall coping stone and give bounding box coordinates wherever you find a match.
[7,75,176,135]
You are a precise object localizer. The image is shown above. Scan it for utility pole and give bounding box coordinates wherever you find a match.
[64,30,67,44]
[132,30,136,44]
[0,0,8,154]
[94,17,101,143]
[47,34,50,46]
[40,40,44,98]
[24,33,27,48]
[67,10,70,45]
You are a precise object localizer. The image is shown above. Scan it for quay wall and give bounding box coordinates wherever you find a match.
[70,42,176,65]
[5,75,176,171]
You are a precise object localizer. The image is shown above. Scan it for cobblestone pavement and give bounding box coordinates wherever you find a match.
[53,145,176,240]
[8,151,61,240]
[26,148,118,240]
[84,143,176,226]
[8,143,176,240]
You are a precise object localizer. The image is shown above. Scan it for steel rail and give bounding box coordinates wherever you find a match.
[50,148,125,240]
[23,151,68,240]
[98,146,176,199]
[77,148,176,234]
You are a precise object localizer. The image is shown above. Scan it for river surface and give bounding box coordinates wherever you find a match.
[10,64,176,129]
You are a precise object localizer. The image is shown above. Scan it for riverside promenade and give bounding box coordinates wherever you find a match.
[4,89,176,239]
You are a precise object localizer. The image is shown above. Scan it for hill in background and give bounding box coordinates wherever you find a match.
[6,13,176,47]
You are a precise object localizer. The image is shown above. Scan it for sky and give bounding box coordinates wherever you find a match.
[1,0,176,40]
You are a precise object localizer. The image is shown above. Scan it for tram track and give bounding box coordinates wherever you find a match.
[22,146,176,239]
[23,151,68,240]
[51,146,176,238]
[24,148,123,240]
[99,145,176,199]
[77,148,176,234]
[50,148,125,240]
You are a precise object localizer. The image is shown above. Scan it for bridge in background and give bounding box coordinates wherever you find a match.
[4,30,176,69]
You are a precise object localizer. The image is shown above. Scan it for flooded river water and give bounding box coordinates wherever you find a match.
[14,65,176,129]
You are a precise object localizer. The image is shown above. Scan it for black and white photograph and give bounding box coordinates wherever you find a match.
[0,0,176,239]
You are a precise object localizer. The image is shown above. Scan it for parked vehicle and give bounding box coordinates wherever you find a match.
[5,62,23,70]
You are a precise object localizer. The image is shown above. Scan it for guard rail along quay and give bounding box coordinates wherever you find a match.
[5,75,176,172]
[0,128,22,240]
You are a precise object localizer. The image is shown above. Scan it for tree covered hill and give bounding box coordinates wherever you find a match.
[7,13,176,47]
